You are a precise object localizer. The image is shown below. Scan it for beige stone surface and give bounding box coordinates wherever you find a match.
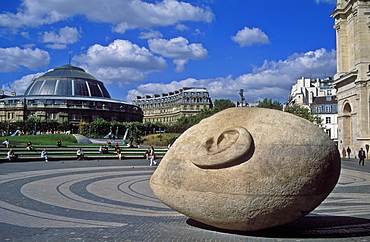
[332,0,370,151]
[150,107,341,231]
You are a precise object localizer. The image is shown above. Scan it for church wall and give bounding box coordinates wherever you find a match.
[333,0,370,152]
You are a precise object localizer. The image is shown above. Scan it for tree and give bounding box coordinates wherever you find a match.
[40,119,60,132]
[258,98,283,110]
[79,122,90,136]
[59,121,72,132]
[90,118,111,137]
[213,99,235,112]
[167,116,193,133]
[284,104,322,126]
[166,99,236,133]
[25,115,41,133]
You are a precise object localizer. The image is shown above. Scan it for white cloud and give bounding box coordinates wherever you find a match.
[2,72,44,95]
[139,30,163,39]
[175,23,188,31]
[148,36,208,71]
[173,59,188,72]
[74,39,167,70]
[0,0,214,33]
[231,27,270,47]
[127,78,202,100]
[82,65,147,84]
[0,47,50,72]
[45,43,67,49]
[73,39,167,84]
[20,31,30,39]
[41,26,80,49]
[126,48,336,102]
[22,43,36,48]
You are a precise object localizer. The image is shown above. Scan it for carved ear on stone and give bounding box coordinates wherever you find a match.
[192,127,254,169]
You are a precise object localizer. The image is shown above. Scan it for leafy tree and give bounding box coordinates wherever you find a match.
[12,120,26,132]
[79,122,90,136]
[124,121,144,140]
[166,99,236,133]
[167,115,196,133]
[25,115,41,133]
[258,98,283,110]
[40,119,60,132]
[213,99,235,112]
[110,120,123,137]
[59,121,72,132]
[284,104,322,126]
[0,121,8,135]
[90,118,111,136]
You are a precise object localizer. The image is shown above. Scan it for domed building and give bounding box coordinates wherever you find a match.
[0,64,143,130]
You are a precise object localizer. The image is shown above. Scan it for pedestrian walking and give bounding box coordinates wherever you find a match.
[149,146,156,166]
[347,147,351,159]
[359,148,366,166]
[145,148,151,160]
[342,147,346,158]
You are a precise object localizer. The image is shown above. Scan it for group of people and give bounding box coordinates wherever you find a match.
[99,143,122,160]
[3,138,159,165]
[99,145,109,154]
[40,148,84,162]
[342,147,367,166]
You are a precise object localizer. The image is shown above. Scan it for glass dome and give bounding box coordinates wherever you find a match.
[24,64,111,98]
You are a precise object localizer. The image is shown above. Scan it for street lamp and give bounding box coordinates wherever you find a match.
[239,89,245,107]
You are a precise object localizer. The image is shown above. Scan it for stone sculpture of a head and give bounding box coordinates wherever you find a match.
[150,107,341,231]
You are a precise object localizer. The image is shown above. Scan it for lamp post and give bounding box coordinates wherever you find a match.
[239,89,245,107]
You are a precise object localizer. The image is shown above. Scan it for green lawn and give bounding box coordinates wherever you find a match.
[141,133,180,146]
[0,134,78,146]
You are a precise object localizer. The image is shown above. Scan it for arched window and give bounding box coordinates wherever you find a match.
[343,102,352,114]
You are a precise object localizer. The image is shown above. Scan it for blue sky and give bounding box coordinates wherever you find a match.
[0,0,337,104]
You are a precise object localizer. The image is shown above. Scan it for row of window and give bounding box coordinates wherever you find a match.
[136,96,209,107]
[144,115,179,123]
[183,92,208,96]
[1,99,141,113]
[140,100,182,109]
[314,105,337,113]
[324,116,340,124]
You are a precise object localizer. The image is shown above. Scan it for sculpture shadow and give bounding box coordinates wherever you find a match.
[186,214,370,238]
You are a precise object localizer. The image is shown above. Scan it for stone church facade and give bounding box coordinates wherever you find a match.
[332,0,370,153]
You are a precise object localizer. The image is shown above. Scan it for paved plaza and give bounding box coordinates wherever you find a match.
[0,158,369,241]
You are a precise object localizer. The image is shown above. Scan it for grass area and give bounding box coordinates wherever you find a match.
[0,134,78,146]
[141,133,180,146]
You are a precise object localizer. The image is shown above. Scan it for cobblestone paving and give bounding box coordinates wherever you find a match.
[0,158,369,241]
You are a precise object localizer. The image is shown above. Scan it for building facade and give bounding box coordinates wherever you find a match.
[287,77,338,142]
[0,64,143,130]
[331,0,370,151]
[133,87,212,124]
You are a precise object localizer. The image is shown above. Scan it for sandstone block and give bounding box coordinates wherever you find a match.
[150,107,341,231]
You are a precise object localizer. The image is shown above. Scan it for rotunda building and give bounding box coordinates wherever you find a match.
[0,64,143,130]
